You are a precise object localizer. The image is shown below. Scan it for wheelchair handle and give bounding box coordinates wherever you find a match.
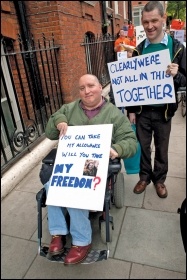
[178,87,186,92]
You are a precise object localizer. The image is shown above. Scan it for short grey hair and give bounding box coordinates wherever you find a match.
[142,1,164,17]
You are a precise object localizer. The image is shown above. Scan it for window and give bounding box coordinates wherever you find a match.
[114,1,118,14]
[106,1,112,9]
[132,7,143,26]
[123,1,127,19]
[81,1,97,7]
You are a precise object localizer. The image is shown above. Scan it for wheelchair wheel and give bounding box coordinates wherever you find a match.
[181,96,186,117]
[177,92,182,104]
[114,172,125,208]
[100,221,113,243]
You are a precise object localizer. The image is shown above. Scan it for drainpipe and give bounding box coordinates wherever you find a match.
[13,1,44,109]
[13,1,31,50]
[128,1,132,24]
[101,1,108,35]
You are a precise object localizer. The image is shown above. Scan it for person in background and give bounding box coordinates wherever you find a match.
[127,1,186,198]
[169,30,175,39]
[127,24,136,48]
[114,29,132,53]
[129,34,136,47]
[123,19,129,35]
[44,74,138,265]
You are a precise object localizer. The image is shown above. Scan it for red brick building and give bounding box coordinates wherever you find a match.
[1,1,134,100]
[1,1,167,172]
[1,1,132,171]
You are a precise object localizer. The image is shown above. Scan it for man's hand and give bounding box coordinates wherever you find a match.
[128,113,136,124]
[56,122,68,137]
[166,63,179,77]
[110,147,119,160]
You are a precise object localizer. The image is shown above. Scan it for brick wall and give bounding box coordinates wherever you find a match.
[1,1,19,40]
[1,1,128,104]
[24,1,104,102]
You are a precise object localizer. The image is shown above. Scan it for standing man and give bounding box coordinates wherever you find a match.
[128,1,186,198]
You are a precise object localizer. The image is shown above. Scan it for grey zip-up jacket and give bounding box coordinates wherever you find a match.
[127,37,186,121]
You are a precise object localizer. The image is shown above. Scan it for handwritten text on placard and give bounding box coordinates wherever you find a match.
[46,124,113,211]
[107,49,175,107]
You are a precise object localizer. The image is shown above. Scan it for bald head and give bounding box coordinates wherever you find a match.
[79,74,100,85]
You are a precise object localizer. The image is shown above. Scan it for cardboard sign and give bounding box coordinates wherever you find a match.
[107,49,175,107]
[170,29,184,44]
[117,51,127,61]
[136,25,146,46]
[46,124,113,211]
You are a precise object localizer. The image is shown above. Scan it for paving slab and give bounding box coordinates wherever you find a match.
[114,207,186,273]
[24,256,131,279]
[130,263,186,279]
[1,235,37,279]
[144,177,186,213]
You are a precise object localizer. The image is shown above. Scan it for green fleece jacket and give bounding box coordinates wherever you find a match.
[45,98,138,159]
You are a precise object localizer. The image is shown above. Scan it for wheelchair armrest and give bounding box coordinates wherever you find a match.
[177,87,186,92]
[42,148,57,164]
[108,158,121,175]
[36,188,46,207]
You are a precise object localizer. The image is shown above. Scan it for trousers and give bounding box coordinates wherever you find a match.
[44,180,92,246]
[136,108,171,184]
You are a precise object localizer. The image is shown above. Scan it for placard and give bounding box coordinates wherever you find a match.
[46,124,113,211]
[117,51,127,60]
[107,49,175,107]
[170,29,184,44]
[136,25,146,46]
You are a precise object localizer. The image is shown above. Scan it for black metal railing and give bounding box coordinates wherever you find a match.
[1,34,63,174]
[82,34,116,87]
[1,33,116,174]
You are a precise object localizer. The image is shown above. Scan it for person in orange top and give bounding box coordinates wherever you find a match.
[114,29,132,52]
[129,35,136,47]
[128,27,136,47]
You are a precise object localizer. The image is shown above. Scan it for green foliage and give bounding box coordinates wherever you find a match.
[166,1,186,21]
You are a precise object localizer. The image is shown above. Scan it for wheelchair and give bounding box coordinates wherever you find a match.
[36,148,125,264]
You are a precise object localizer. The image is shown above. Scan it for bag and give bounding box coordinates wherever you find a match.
[39,148,57,185]
[123,124,141,174]
[39,163,54,185]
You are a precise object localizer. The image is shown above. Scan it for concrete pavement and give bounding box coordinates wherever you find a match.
[1,103,186,279]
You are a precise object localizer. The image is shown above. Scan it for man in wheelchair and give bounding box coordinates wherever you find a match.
[43,74,138,265]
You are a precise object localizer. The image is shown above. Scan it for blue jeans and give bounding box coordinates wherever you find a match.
[44,180,92,246]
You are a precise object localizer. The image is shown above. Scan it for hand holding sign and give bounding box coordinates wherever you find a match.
[57,122,68,137]
[166,63,179,77]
